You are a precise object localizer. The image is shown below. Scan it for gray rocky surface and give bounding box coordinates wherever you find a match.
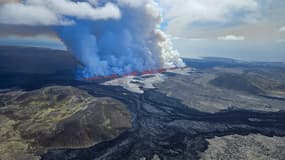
[200,134,285,160]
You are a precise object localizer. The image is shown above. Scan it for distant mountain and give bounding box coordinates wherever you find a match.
[183,57,285,69]
[0,46,78,75]
[0,46,81,88]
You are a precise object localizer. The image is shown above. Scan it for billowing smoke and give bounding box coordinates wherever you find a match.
[57,1,185,77]
[0,0,185,78]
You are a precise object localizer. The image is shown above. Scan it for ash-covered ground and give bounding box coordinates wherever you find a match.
[1,47,285,160]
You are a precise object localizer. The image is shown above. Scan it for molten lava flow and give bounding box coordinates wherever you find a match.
[84,67,186,81]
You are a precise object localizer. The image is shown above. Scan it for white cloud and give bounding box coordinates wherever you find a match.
[217,35,245,41]
[29,0,121,20]
[158,0,259,36]
[0,3,63,25]
[0,0,121,26]
[279,26,285,32]
[0,0,19,4]
[171,36,208,41]
[277,39,285,43]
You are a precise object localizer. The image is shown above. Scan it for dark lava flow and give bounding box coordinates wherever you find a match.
[1,49,284,159]
[39,82,285,160]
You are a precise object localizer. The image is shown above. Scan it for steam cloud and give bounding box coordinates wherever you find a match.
[0,0,185,77]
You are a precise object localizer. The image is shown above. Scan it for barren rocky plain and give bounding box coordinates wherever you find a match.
[0,47,285,160]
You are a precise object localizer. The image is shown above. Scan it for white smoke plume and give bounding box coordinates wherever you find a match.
[0,0,185,77]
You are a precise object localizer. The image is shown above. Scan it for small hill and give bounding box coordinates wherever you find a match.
[0,86,131,160]
[210,74,264,95]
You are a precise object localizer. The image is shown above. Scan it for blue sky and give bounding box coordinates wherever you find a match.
[173,39,285,62]
[158,0,285,61]
[0,0,285,62]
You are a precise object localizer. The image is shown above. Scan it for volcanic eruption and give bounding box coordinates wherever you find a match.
[0,0,185,78]
[56,0,185,78]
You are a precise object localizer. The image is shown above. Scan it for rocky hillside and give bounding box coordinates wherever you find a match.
[0,86,131,160]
